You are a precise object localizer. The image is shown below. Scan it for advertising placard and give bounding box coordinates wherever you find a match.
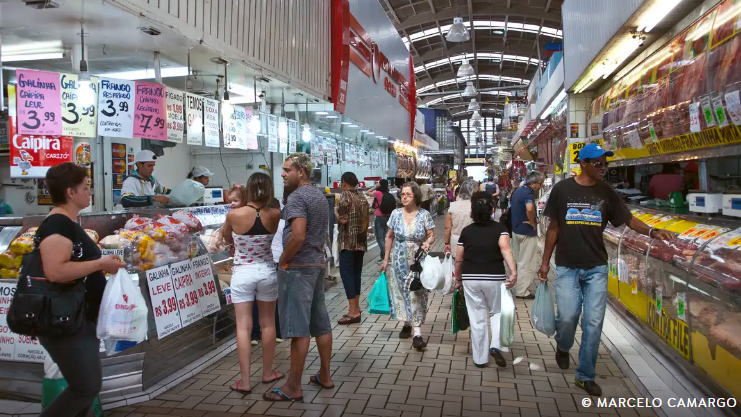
[60,73,98,137]
[245,108,259,150]
[288,119,298,153]
[279,117,288,154]
[268,114,279,152]
[133,81,166,140]
[16,69,62,136]
[10,133,74,178]
[186,93,204,145]
[97,78,135,138]
[0,283,17,360]
[166,88,185,143]
[145,265,182,339]
[190,255,221,317]
[170,259,202,327]
[203,98,220,147]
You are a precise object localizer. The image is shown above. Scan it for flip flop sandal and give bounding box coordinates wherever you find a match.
[230,379,251,394]
[337,314,361,325]
[262,370,285,384]
[263,388,303,402]
[309,372,335,389]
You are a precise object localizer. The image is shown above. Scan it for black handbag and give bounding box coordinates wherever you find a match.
[454,290,470,331]
[7,227,87,339]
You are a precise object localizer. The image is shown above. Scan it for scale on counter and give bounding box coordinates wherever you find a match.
[688,193,723,214]
[201,188,224,204]
[722,194,741,217]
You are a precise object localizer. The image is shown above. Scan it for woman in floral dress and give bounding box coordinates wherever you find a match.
[380,182,435,350]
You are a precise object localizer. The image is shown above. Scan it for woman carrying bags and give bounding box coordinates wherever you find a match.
[454,192,517,368]
[380,182,435,351]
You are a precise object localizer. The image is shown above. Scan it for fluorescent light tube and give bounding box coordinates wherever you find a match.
[4,52,64,62]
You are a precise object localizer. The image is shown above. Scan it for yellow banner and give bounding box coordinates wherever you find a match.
[647,299,690,359]
[612,125,741,161]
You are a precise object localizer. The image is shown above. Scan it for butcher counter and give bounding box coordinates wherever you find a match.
[605,205,741,400]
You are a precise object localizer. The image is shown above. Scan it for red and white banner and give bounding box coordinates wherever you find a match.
[9,85,74,178]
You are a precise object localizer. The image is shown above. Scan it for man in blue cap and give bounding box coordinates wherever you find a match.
[538,143,674,396]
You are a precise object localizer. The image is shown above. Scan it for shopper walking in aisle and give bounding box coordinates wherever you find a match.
[454,192,517,368]
[366,179,395,263]
[36,163,126,417]
[336,172,370,325]
[446,179,456,205]
[221,173,284,394]
[265,152,334,402]
[444,179,477,254]
[418,179,433,211]
[381,182,435,351]
[539,144,675,396]
[510,171,546,299]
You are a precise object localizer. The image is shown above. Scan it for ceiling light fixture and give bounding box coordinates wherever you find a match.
[637,0,683,33]
[462,81,477,98]
[302,123,312,142]
[349,124,358,127]
[468,99,480,112]
[4,52,64,62]
[316,111,329,115]
[457,59,475,77]
[446,17,470,42]
[326,115,339,119]
[249,111,262,133]
[471,111,482,122]
[96,66,189,80]
[341,121,352,125]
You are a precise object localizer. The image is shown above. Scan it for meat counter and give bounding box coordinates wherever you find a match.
[605,206,741,400]
[0,205,237,405]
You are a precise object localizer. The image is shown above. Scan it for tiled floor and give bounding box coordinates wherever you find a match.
[108,216,655,417]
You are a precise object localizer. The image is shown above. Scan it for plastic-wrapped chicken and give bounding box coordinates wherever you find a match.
[10,227,38,255]
[172,210,203,232]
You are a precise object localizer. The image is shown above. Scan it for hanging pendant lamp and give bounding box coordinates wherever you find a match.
[471,110,482,122]
[462,81,477,98]
[468,98,480,112]
[446,17,470,42]
[457,59,475,77]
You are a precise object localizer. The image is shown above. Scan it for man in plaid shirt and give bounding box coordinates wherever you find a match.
[336,172,370,325]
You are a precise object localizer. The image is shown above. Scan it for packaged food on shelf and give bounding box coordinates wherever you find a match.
[172,210,203,232]
[199,228,222,254]
[85,229,100,244]
[0,268,18,279]
[10,227,38,255]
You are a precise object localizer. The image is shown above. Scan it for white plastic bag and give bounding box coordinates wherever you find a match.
[332,227,340,267]
[44,356,63,379]
[435,253,455,295]
[97,269,149,343]
[168,179,206,207]
[420,255,444,290]
[500,283,516,347]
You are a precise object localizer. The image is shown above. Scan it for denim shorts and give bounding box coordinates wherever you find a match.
[277,266,332,339]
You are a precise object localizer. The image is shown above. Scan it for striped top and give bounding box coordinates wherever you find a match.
[457,220,509,280]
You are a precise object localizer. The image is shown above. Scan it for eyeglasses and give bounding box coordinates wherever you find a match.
[400,193,414,197]
[585,160,609,169]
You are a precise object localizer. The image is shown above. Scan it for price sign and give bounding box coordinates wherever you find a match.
[190,255,221,317]
[166,88,185,143]
[712,95,728,127]
[268,114,279,152]
[186,93,204,145]
[222,103,239,149]
[279,117,288,154]
[170,259,202,327]
[0,283,17,360]
[725,90,741,125]
[234,106,248,150]
[700,96,716,127]
[627,129,643,149]
[16,69,62,136]
[133,81,166,140]
[146,265,182,339]
[245,108,259,150]
[98,78,135,138]
[676,292,686,321]
[203,98,220,147]
[288,119,298,153]
[569,141,586,164]
[60,73,98,137]
[101,248,125,261]
[689,102,702,133]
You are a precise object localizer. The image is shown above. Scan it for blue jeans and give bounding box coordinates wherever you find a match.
[374,216,389,260]
[554,265,608,382]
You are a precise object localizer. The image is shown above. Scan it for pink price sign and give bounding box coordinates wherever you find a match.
[133,81,166,140]
[16,69,62,136]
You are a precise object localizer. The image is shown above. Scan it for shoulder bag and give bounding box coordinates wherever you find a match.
[7,226,87,339]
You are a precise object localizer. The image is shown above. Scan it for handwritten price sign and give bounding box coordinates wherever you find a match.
[190,255,221,316]
[170,259,202,327]
[97,78,135,138]
[203,98,220,147]
[166,88,184,143]
[133,81,166,140]
[16,69,62,136]
[60,73,98,137]
[186,93,204,145]
[146,265,182,339]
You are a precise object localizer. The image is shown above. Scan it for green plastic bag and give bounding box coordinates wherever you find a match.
[42,378,104,416]
[452,289,469,334]
[368,273,391,315]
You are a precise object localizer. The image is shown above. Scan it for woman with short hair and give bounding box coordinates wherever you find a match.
[444,180,478,254]
[36,163,125,417]
[455,192,517,368]
[381,182,435,351]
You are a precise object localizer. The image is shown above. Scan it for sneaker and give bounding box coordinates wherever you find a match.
[516,294,535,300]
[412,336,427,350]
[399,325,412,339]
[490,348,507,367]
[575,379,602,396]
[276,338,284,343]
[474,363,487,368]
[251,340,259,346]
[555,349,570,370]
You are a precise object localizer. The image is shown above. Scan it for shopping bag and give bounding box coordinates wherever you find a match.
[452,289,469,334]
[97,269,149,343]
[168,179,206,207]
[531,282,556,337]
[436,253,455,295]
[500,283,516,347]
[368,273,391,315]
[332,227,339,267]
[420,255,444,290]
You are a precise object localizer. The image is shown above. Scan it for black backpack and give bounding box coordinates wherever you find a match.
[375,192,396,215]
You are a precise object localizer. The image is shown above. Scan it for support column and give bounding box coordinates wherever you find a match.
[566,92,594,176]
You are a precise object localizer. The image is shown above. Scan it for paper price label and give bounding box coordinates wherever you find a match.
[166,88,185,143]
[245,109,259,150]
[279,117,288,154]
[146,265,182,339]
[655,287,663,313]
[16,69,62,136]
[133,81,166,140]
[288,119,298,153]
[647,121,658,143]
[191,255,221,317]
[725,90,741,125]
[98,78,135,138]
[712,95,728,127]
[186,93,204,145]
[170,259,202,327]
[203,98,220,147]
[700,96,717,128]
[676,292,686,322]
[101,249,125,261]
[627,129,643,149]
[268,115,279,152]
[689,103,702,133]
[60,73,98,137]
[0,283,17,360]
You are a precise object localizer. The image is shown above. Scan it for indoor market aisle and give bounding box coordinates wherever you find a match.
[109,216,653,417]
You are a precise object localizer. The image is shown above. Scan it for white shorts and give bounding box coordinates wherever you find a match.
[231,262,278,303]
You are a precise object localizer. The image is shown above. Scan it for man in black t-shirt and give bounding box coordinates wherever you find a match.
[538,144,674,397]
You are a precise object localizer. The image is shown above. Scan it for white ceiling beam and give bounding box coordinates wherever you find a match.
[383,0,401,23]
[427,0,436,14]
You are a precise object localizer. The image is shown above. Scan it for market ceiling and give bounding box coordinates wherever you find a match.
[380,0,564,115]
